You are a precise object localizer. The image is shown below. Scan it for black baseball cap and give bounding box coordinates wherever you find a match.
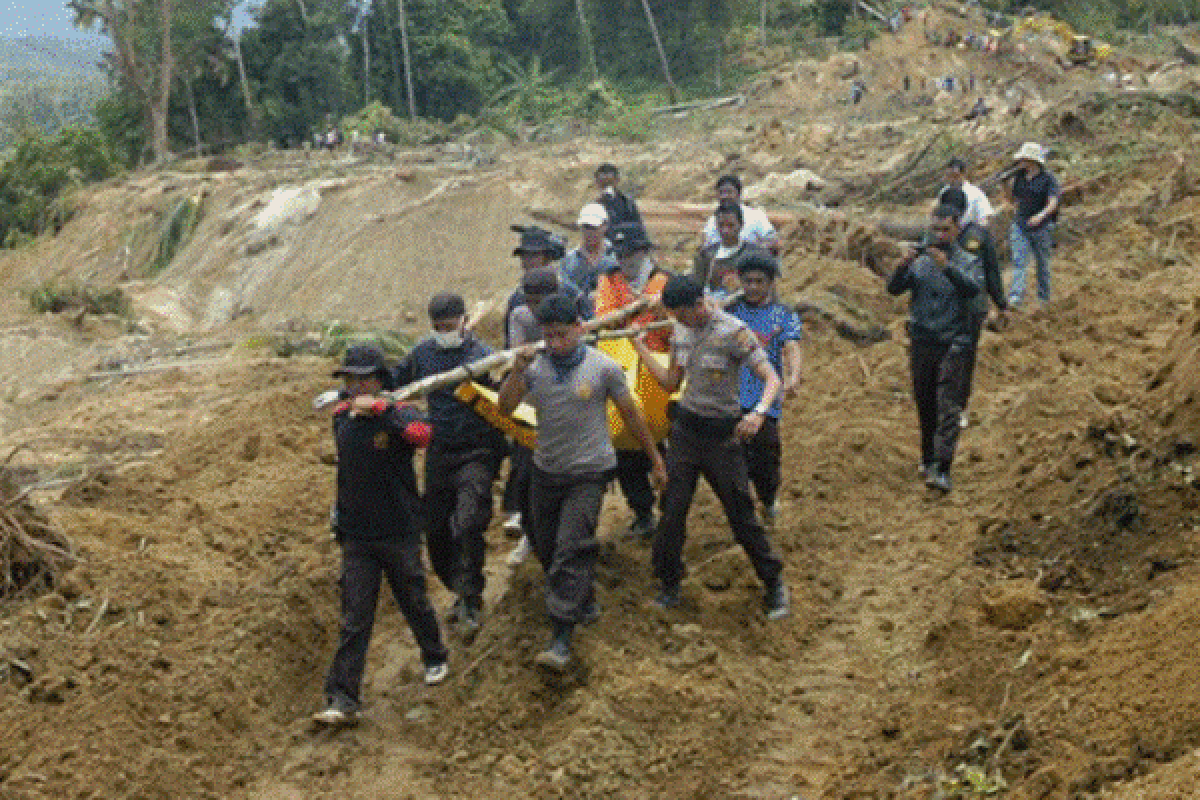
[333,344,390,379]
[610,222,654,255]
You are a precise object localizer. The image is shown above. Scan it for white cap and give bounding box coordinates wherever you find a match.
[577,202,608,227]
[1013,142,1046,165]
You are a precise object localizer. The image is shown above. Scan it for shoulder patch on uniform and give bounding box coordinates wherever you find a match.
[964,238,981,251]
[736,328,759,349]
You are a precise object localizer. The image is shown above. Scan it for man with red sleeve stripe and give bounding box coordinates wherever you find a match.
[314,345,448,728]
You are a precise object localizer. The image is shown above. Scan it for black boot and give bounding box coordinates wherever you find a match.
[534,620,573,671]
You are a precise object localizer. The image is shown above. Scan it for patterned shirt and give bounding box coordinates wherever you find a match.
[729,300,802,418]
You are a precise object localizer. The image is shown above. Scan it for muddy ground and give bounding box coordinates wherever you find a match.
[2,10,1200,800]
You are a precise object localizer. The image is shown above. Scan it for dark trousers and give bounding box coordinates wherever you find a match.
[424,447,500,604]
[528,467,609,624]
[324,537,447,709]
[501,444,533,523]
[653,418,784,590]
[615,447,661,519]
[959,310,986,409]
[910,339,971,471]
[740,413,782,509]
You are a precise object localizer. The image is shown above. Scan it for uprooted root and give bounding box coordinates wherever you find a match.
[0,466,78,604]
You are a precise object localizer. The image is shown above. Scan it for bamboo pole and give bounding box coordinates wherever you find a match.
[314,293,742,409]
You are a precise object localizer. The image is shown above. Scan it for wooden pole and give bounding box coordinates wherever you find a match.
[314,293,742,409]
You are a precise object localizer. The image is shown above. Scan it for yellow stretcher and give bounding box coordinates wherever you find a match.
[452,339,674,451]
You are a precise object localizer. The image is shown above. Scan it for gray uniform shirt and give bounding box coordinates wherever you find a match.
[524,347,629,475]
[507,306,541,347]
[672,309,768,419]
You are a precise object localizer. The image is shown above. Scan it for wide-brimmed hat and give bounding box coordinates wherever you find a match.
[610,222,654,255]
[333,344,389,379]
[1013,142,1046,165]
[513,228,559,256]
[577,202,608,228]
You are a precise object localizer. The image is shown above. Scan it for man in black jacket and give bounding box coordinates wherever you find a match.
[394,293,508,640]
[594,163,643,228]
[887,205,981,493]
[315,345,448,728]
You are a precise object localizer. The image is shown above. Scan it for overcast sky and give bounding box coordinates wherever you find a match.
[0,0,253,39]
[0,0,97,39]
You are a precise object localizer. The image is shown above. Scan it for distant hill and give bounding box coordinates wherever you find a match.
[0,37,108,145]
[0,36,106,82]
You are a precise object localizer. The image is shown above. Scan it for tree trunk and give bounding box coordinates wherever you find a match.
[760,0,768,48]
[638,0,678,103]
[362,14,371,103]
[185,75,201,153]
[232,33,257,137]
[574,0,599,82]
[151,0,174,164]
[397,0,416,120]
[382,0,404,109]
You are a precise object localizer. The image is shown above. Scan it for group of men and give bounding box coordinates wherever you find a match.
[313,147,1060,726]
[314,163,802,724]
[889,141,1059,492]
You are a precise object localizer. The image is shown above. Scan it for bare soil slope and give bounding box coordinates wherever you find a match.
[2,18,1200,800]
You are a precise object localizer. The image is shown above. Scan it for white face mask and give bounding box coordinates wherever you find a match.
[431,329,464,349]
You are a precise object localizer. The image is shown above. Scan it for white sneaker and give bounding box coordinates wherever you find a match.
[424,662,449,686]
[506,535,532,566]
[312,704,357,727]
[502,512,523,532]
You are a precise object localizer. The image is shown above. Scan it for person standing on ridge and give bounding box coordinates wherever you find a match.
[594,163,643,228]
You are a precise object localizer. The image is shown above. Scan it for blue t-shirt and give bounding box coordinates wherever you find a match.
[729,300,802,418]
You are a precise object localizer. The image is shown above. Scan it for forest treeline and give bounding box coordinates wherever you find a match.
[0,0,1197,247]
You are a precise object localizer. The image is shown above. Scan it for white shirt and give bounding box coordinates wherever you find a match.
[940,181,994,228]
[702,204,777,248]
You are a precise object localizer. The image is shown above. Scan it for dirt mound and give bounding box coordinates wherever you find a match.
[0,361,341,799]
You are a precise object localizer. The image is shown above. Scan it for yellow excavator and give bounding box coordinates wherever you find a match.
[994,14,1113,67]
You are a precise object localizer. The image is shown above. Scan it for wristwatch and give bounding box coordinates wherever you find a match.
[752,403,770,415]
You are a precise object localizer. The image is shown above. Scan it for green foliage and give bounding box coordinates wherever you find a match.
[0,127,119,247]
[146,195,203,275]
[595,105,656,143]
[94,93,146,168]
[28,282,130,316]
[341,101,405,139]
[575,80,626,121]
[484,55,568,124]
